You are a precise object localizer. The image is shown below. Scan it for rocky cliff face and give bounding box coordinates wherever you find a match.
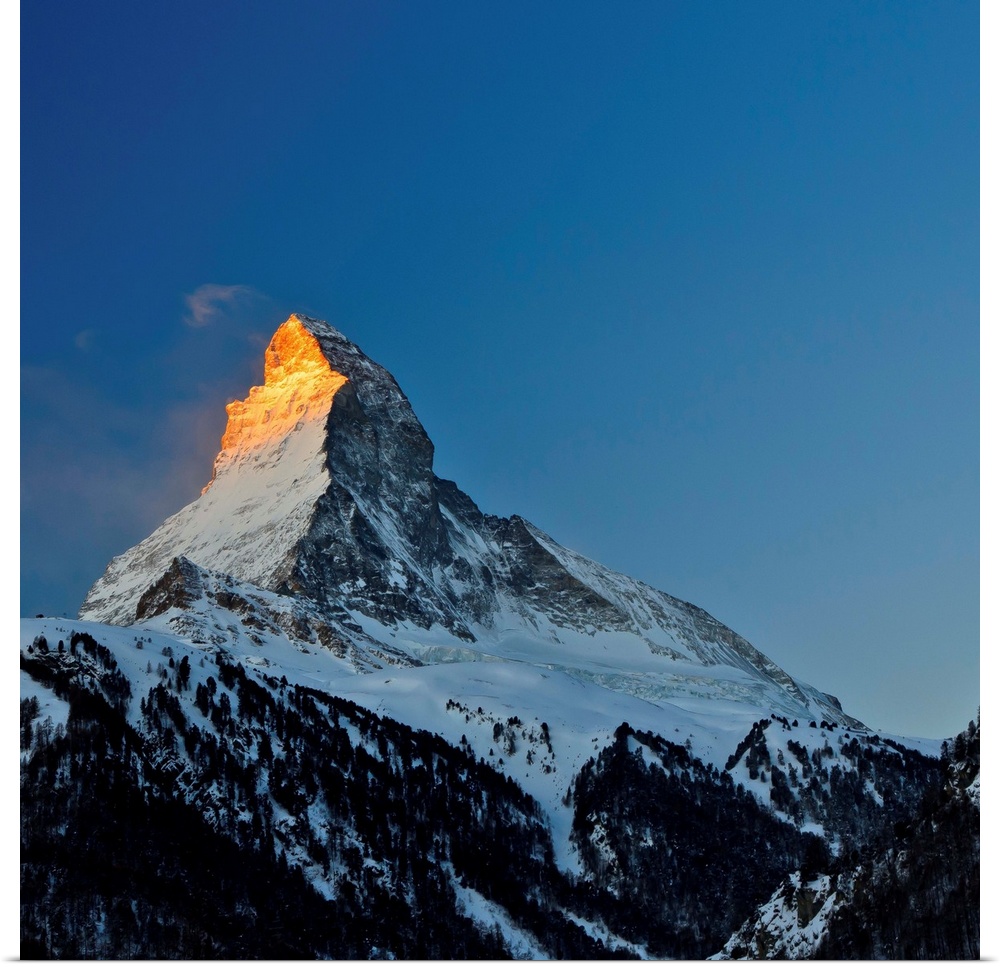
[81,314,854,724]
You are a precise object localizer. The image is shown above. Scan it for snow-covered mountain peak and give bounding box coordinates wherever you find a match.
[264,314,343,382]
[81,315,857,726]
[80,314,438,627]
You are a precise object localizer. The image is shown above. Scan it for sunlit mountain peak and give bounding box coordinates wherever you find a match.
[263,314,338,385]
[210,315,349,487]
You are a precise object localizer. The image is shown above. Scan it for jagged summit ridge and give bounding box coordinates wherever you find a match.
[81,314,856,724]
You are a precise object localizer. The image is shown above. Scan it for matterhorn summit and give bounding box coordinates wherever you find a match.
[81,314,853,724]
[82,315,442,628]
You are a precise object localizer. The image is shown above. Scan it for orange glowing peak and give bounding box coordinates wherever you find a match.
[263,315,336,386]
[206,317,348,490]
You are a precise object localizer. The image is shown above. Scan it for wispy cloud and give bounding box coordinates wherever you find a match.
[183,283,260,328]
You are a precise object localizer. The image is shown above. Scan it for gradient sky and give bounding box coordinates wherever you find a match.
[21,1,979,738]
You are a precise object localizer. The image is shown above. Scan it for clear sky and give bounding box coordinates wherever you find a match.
[20,1,979,739]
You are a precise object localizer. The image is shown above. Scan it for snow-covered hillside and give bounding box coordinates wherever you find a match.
[714,715,980,960]
[19,614,957,958]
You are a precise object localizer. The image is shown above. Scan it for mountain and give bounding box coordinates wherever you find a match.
[21,314,977,958]
[81,314,853,725]
[714,715,980,960]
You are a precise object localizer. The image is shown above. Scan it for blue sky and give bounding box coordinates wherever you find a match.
[21,1,978,738]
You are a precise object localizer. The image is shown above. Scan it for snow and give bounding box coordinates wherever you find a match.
[20,611,769,876]
[24,541,944,897]
[26,580,924,882]
[711,872,840,960]
[20,669,71,732]
[563,910,652,958]
[445,864,549,959]
[966,772,980,807]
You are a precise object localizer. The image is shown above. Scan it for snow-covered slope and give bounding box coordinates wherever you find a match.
[20,611,952,959]
[713,716,980,960]
[80,314,855,728]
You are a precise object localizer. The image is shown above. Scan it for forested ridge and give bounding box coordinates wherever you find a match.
[20,633,978,958]
[816,715,980,959]
[21,640,627,958]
